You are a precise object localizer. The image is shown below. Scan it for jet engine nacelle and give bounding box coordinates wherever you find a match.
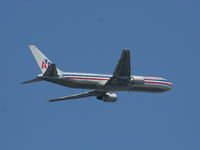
[97,93,117,102]
[131,76,144,85]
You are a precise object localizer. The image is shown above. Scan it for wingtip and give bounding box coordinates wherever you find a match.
[29,44,36,45]
[122,49,130,52]
[28,45,39,51]
[46,98,58,102]
[45,99,51,102]
[47,99,56,102]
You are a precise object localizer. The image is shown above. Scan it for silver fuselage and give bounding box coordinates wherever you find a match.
[39,72,173,93]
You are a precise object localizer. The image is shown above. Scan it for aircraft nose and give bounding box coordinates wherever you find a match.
[161,78,173,91]
[166,81,174,91]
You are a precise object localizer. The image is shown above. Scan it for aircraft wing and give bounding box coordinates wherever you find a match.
[113,49,131,78]
[105,49,131,86]
[48,91,106,102]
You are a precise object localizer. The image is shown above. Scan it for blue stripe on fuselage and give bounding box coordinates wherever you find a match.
[144,79,168,82]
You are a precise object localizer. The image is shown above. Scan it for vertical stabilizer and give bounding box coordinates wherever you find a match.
[29,45,62,73]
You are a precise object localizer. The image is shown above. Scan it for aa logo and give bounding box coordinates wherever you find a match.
[41,59,52,69]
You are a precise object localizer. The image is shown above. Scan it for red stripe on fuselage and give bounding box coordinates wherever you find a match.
[65,76,173,86]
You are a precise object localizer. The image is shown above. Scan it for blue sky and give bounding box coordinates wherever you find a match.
[1,0,200,149]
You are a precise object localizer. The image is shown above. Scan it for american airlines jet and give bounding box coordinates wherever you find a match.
[22,45,173,102]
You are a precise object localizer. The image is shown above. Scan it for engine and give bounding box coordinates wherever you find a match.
[97,93,117,102]
[130,76,144,85]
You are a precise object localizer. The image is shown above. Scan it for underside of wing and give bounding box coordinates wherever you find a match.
[48,91,106,102]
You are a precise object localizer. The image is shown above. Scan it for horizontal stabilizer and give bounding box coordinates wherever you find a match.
[43,64,58,77]
[21,78,42,84]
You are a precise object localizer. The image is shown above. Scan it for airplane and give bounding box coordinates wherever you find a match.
[22,45,173,102]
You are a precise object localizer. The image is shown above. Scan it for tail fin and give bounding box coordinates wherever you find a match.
[29,45,62,73]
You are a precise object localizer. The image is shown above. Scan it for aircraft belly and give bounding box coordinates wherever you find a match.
[44,78,107,90]
[129,84,170,93]
[68,79,106,89]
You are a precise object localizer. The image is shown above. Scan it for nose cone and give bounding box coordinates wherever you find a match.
[167,83,173,90]
[163,80,174,91]
[158,77,173,92]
